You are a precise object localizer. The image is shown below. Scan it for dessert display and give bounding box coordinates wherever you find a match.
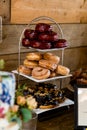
[70,67,87,86]
[22,22,68,50]
[12,16,73,117]
[17,52,70,80]
[16,83,65,109]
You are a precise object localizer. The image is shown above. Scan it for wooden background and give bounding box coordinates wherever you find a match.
[0,0,87,87]
[11,0,87,24]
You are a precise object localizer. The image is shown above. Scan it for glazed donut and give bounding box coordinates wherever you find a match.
[24,59,38,69]
[43,52,60,64]
[39,105,55,109]
[17,65,32,75]
[56,65,70,76]
[26,52,42,61]
[39,59,57,71]
[32,67,50,80]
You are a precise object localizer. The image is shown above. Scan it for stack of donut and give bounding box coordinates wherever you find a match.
[17,52,70,80]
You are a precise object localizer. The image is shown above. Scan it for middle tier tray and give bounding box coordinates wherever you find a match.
[12,70,72,83]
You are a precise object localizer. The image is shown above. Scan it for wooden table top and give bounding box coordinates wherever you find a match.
[37,107,74,130]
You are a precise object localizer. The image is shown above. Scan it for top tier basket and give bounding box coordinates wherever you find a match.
[19,16,64,52]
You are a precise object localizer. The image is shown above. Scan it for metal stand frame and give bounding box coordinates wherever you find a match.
[18,16,65,87]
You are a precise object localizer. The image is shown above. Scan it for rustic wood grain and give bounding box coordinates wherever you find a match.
[0,24,87,54]
[0,0,10,24]
[37,109,74,130]
[11,0,87,23]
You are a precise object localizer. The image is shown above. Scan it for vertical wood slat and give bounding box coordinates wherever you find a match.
[0,0,10,24]
[0,0,87,24]
[11,0,87,24]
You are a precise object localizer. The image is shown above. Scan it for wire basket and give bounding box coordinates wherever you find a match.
[19,16,64,51]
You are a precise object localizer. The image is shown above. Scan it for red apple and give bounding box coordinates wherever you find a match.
[54,39,68,48]
[38,33,50,41]
[30,40,41,48]
[22,38,30,47]
[38,42,52,49]
[24,29,37,39]
[35,23,52,33]
[49,31,58,42]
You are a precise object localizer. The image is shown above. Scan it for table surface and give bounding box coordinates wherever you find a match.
[37,107,74,130]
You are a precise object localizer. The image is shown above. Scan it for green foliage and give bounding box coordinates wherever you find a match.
[16,84,26,97]
[6,111,22,127]
[20,107,32,122]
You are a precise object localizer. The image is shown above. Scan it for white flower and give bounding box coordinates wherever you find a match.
[26,96,37,109]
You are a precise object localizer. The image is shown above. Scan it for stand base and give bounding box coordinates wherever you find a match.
[38,104,74,121]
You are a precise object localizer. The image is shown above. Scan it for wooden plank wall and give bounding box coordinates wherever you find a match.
[0,0,10,24]
[0,0,87,87]
[11,0,87,24]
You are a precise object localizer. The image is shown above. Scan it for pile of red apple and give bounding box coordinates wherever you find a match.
[22,23,68,49]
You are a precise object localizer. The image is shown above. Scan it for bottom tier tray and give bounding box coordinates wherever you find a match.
[34,98,74,114]
[34,98,74,121]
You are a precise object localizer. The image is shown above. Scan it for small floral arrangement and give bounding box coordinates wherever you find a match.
[0,60,37,129]
[5,84,37,128]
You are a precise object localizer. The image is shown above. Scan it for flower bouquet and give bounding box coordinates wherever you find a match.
[7,84,38,130]
[0,60,38,130]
